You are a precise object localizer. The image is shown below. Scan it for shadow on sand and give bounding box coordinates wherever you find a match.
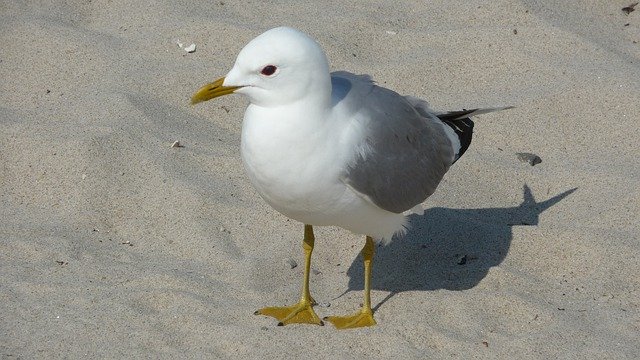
[341,185,576,311]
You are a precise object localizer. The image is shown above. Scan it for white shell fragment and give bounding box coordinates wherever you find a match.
[174,39,195,53]
[171,141,184,148]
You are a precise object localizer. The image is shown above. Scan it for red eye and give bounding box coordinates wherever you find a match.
[260,65,277,76]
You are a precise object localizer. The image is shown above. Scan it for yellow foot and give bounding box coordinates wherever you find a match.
[255,300,323,326]
[323,310,377,329]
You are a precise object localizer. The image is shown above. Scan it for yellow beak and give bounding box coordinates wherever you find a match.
[191,77,241,105]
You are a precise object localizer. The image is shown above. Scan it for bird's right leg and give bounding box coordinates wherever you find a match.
[254,224,323,326]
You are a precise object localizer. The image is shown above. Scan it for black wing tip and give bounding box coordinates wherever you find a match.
[437,111,475,162]
[438,106,513,162]
[444,117,474,162]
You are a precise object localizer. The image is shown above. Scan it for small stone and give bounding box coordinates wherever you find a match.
[516,152,542,166]
[312,268,321,275]
[184,43,196,53]
[171,141,184,148]
[285,258,297,269]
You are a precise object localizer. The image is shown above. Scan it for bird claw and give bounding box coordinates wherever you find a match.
[323,309,376,329]
[255,300,323,326]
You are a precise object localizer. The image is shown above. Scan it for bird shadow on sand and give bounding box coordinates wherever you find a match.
[341,185,576,311]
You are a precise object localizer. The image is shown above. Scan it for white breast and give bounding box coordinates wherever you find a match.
[239,103,407,241]
[240,104,347,221]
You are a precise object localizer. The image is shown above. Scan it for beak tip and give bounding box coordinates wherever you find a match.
[191,77,236,105]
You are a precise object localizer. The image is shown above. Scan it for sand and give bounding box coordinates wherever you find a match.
[1,0,638,358]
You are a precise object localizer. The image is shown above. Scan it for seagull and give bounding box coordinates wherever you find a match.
[192,27,509,329]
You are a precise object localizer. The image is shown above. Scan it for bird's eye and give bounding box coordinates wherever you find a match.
[260,65,277,76]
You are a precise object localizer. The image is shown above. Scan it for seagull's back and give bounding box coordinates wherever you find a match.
[330,72,457,213]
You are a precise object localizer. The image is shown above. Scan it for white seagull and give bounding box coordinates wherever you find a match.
[192,27,509,329]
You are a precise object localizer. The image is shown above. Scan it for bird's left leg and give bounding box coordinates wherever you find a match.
[324,236,377,329]
[254,224,323,326]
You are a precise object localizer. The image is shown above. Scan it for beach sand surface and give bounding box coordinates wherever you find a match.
[1,0,638,358]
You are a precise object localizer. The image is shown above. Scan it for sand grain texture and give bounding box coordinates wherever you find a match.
[1,1,638,358]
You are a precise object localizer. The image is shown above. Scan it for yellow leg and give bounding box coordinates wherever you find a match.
[254,224,323,326]
[324,236,377,329]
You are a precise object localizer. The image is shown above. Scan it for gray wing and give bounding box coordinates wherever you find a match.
[332,71,455,214]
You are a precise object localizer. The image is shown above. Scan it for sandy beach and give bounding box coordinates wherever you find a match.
[1,0,638,358]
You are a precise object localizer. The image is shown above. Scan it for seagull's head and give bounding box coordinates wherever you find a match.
[192,27,331,108]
